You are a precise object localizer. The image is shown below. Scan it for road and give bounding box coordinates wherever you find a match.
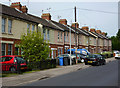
[22,60,118,86]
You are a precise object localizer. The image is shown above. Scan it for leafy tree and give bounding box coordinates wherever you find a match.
[19,30,50,62]
[110,29,120,51]
[117,29,120,40]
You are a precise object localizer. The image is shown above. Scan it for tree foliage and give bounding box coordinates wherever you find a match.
[110,29,120,50]
[19,30,50,62]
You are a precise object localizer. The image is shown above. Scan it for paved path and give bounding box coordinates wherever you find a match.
[2,57,116,86]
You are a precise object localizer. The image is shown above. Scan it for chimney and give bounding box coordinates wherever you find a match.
[102,32,106,36]
[21,5,28,13]
[96,30,101,34]
[41,13,51,20]
[59,19,67,25]
[90,28,96,32]
[82,26,89,31]
[72,23,79,28]
[10,2,22,11]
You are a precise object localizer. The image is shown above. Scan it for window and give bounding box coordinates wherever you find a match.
[74,34,75,43]
[61,48,62,55]
[64,32,66,41]
[94,38,96,45]
[27,24,30,32]
[43,29,46,40]
[61,32,62,41]
[32,25,34,31]
[8,44,12,55]
[2,43,6,56]
[58,31,60,40]
[2,18,6,33]
[47,30,50,40]
[8,19,12,34]
[67,32,68,42]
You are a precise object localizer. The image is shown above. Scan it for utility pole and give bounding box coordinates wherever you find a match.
[74,6,77,64]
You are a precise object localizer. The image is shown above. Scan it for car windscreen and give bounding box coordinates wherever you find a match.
[88,55,97,58]
[15,57,25,63]
[0,57,13,62]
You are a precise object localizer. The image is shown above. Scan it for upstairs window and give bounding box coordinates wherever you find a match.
[58,31,60,40]
[61,32,62,41]
[67,32,68,42]
[43,29,46,40]
[8,19,12,34]
[32,25,35,31]
[64,32,66,41]
[27,24,30,32]
[47,30,50,40]
[2,18,6,33]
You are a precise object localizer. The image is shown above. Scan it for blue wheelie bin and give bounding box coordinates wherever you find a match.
[59,57,63,66]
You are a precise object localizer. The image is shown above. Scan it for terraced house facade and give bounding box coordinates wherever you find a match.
[0,2,112,57]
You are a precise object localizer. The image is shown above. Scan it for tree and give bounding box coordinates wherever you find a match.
[110,29,120,51]
[19,30,50,62]
[117,29,120,40]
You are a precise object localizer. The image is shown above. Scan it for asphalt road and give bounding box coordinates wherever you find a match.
[23,60,118,86]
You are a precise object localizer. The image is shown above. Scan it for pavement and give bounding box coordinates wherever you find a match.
[1,57,116,86]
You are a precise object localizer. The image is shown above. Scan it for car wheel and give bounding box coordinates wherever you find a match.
[96,62,100,66]
[103,61,106,65]
[85,62,88,65]
[9,67,16,72]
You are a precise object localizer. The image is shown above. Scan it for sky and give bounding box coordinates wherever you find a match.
[0,0,119,37]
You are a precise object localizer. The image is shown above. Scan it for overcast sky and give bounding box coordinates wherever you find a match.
[0,0,119,37]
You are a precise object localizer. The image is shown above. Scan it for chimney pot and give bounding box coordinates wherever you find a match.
[11,2,22,11]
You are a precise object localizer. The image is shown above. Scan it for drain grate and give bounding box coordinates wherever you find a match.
[77,68,82,70]
[38,76,50,80]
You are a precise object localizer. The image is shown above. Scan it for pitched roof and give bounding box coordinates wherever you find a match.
[50,20,75,33]
[28,14,63,31]
[80,29,97,38]
[1,4,38,23]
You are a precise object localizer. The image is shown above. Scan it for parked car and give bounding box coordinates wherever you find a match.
[0,55,27,72]
[115,51,120,59]
[72,53,87,63]
[57,54,76,65]
[84,54,106,66]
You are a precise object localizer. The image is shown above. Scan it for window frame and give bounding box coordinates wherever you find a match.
[2,43,6,56]
[2,18,6,33]
[8,44,12,55]
[8,19,12,34]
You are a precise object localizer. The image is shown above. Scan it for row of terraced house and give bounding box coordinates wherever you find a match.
[0,2,112,58]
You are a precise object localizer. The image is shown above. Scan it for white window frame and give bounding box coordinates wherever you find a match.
[8,44,12,55]
[8,19,12,34]
[43,28,46,40]
[2,18,6,33]
[61,32,62,41]
[47,30,50,40]
[2,43,6,56]
[32,25,35,31]
[64,32,66,42]
[27,24,30,32]
[58,31,60,41]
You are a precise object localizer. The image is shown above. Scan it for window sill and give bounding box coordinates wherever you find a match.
[8,33,13,35]
[2,32,7,34]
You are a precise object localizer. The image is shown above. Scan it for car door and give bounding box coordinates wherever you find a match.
[2,56,13,71]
